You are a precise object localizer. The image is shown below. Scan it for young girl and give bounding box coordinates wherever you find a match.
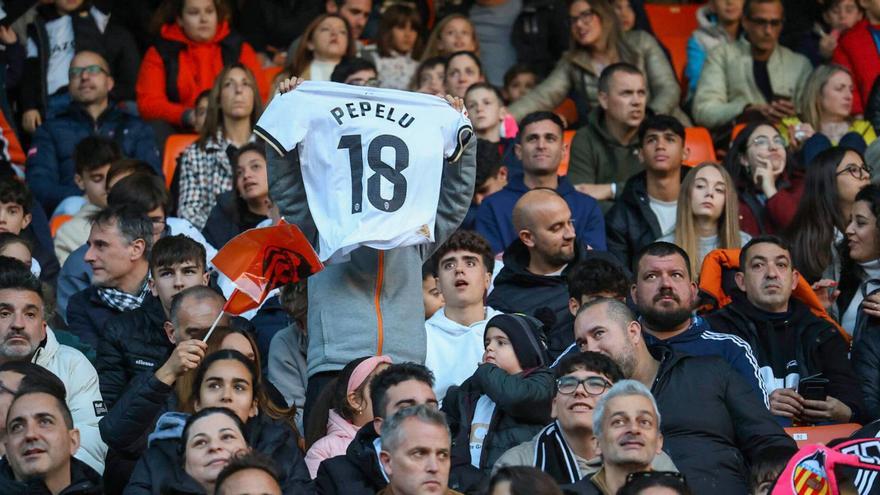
[443,313,554,472]
[660,163,750,277]
[372,4,422,90]
[421,14,479,61]
[0,232,39,277]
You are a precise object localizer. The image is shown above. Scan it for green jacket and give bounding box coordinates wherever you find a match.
[508,30,680,121]
[693,38,812,129]
[567,107,642,204]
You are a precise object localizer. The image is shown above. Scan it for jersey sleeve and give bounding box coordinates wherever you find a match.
[253,90,310,156]
[442,106,474,163]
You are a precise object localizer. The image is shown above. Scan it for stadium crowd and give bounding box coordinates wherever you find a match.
[0,0,879,493]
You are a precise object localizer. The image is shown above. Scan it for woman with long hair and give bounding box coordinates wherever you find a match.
[420,14,479,61]
[724,121,804,236]
[660,162,749,277]
[445,51,486,98]
[838,184,880,334]
[371,4,423,90]
[177,63,262,230]
[179,408,250,494]
[785,146,871,286]
[281,14,354,83]
[507,0,679,120]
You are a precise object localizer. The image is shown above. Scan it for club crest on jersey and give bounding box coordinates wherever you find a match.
[331,101,415,129]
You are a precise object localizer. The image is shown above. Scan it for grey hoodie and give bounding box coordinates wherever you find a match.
[267,138,476,376]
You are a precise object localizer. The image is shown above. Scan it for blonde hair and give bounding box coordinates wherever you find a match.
[570,0,635,62]
[674,162,744,277]
[798,64,853,130]
[420,14,480,61]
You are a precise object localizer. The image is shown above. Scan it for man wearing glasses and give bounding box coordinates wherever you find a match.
[693,0,811,130]
[493,352,676,484]
[25,50,160,215]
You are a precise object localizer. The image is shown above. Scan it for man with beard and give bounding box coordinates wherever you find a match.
[631,242,768,404]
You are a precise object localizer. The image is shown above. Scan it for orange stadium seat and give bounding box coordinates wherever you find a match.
[731,122,747,142]
[684,127,717,166]
[50,214,73,238]
[559,129,576,176]
[644,4,701,80]
[785,424,861,448]
[162,134,198,188]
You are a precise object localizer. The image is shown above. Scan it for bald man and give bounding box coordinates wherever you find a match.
[476,111,605,254]
[487,188,619,359]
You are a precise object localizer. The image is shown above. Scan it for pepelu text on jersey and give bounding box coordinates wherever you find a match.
[330,101,415,128]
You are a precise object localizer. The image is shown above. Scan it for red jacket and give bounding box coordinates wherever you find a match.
[136,22,267,126]
[832,19,880,116]
[736,169,804,236]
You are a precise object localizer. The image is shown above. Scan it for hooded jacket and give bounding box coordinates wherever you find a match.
[684,5,739,96]
[33,328,107,474]
[646,344,797,495]
[305,409,360,478]
[267,134,476,377]
[425,306,504,401]
[136,21,266,126]
[475,173,606,255]
[201,190,267,249]
[567,108,643,200]
[0,456,103,495]
[706,295,863,423]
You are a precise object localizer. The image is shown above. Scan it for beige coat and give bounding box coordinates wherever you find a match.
[692,38,812,129]
[53,202,101,266]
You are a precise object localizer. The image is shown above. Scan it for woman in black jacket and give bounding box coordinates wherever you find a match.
[202,142,271,249]
[124,350,311,494]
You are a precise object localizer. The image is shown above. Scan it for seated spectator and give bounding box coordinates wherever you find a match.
[465,83,509,147]
[425,231,501,401]
[378,405,457,495]
[178,408,250,494]
[267,282,309,431]
[797,0,862,66]
[693,0,811,130]
[25,50,161,214]
[485,189,598,358]
[136,0,267,130]
[606,115,688,269]
[0,384,102,493]
[508,0,679,122]
[783,64,875,151]
[214,451,283,495]
[569,63,647,205]
[20,0,139,132]
[421,14,479,61]
[785,146,870,284]
[685,0,744,98]
[705,236,861,424]
[476,112,605,255]
[304,355,391,478]
[502,64,539,105]
[281,14,354,83]
[838,184,880,335]
[0,263,106,473]
[0,235,37,276]
[202,143,270,249]
[410,56,446,94]
[0,362,70,456]
[725,122,805,236]
[488,466,564,495]
[125,351,310,494]
[632,242,767,401]
[370,4,421,90]
[445,51,485,99]
[53,136,119,266]
[423,263,445,319]
[0,178,43,276]
[178,63,262,230]
[66,206,152,349]
[746,452,790,495]
[574,298,797,494]
[660,163,751,276]
[192,89,211,135]
[330,56,378,86]
[316,362,482,495]
[833,0,880,115]
[96,235,208,409]
[461,140,508,231]
[324,0,373,57]
[569,380,670,494]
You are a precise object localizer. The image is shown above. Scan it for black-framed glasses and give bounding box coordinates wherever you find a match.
[746,16,783,28]
[556,376,611,396]
[68,64,108,78]
[625,471,686,484]
[836,163,872,179]
[569,9,597,25]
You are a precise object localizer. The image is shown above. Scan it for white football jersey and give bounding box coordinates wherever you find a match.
[255,81,472,262]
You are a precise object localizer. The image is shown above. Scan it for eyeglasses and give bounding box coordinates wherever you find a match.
[836,163,872,179]
[747,16,783,28]
[749,135,786,150]
[569,9,597,25]
[556,376,611,396]
[625,471,686,484]
[347,77,380,87]
[68,64,108,78]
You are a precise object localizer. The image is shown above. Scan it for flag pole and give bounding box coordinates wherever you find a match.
[202,310,225,342]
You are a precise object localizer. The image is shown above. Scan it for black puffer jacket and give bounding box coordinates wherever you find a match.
[0,456,102,494]
[443,364,553,472]
[201,190,267,250]
[852,316,880,421]
[605,168,688,270]
[706,295,863,423]
[647,344,797,495]
[96,295,171,409]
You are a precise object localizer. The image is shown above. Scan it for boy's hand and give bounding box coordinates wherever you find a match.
[278,77,305,95]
